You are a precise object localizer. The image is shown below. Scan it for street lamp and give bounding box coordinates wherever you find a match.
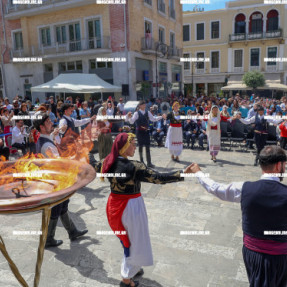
[191,58,199,97]
[156,42,169,98]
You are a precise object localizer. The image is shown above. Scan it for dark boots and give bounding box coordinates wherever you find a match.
[139,146,144,163]
[146,146,154,168]
[45,218,63,248]
[60,212,88,241]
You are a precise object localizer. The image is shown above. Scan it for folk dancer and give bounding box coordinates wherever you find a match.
[236,106,283,166]
[165,101,183,162]
[126,101,162,168]
[189,145,287,287]
[94,133,193,287]
[33,112,88,248]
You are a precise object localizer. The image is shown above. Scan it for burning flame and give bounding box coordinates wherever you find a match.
[0,124,97,199]
[56,124,95,163]
[0,154,80,196]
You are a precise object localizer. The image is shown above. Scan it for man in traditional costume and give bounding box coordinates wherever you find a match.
[94,133,192,287]
[189,145,287,287]
[33,112,88,248]
[96,106,113,160]
[236,106,283,166]
[126,101,162,168]
[165,101,183,161]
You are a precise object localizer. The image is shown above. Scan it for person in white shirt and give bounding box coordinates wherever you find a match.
[117,98,125,114]
[12,119,27,155]
[4,98,13,111]
[59,103,96,137]
[126,101,162,167]
[236,105,283,166]
[106,99,115,116]
[33,112,88,248]
[189,145,287,287]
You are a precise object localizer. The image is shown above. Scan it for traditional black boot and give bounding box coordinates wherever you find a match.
[45,218,63,248]
[146,146,155,168]
[60,212,88,241]
[139,146,144,163]
[254,154,259,166]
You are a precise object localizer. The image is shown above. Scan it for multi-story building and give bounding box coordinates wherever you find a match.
[1,0,183,102]
[183,0,287,97]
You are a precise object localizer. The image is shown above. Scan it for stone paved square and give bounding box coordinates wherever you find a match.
[0,146,262,287]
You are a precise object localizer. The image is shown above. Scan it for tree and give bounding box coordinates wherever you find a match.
[140,81,151,100]
[242,71,265,96]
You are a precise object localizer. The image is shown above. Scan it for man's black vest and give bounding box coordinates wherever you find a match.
[241,180,287,242]
[136,111,149,129]
[62,115,78,135]
[36,136,55,154]
[255,114,268,133]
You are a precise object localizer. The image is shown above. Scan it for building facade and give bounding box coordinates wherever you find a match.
[183,0,287,97]
[1,0,183,102]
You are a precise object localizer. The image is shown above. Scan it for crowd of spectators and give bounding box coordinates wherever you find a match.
[0,91,287,161]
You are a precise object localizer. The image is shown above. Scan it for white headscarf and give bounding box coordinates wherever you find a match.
[206,105,221,135]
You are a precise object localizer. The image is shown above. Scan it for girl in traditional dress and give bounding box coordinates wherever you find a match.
[97,106,113,160]
[206,105,221,162]
[165,101,183,162]
[94,133,192,287]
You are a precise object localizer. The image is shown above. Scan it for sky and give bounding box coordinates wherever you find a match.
[183,0,229,12]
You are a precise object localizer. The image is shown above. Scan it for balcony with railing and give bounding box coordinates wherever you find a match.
[210,67,220,73]
[157,0,165,14]
[233,67,244,73]
[168,46,182,59]
[266,64,278,72]
[229,29,283,42]
[195,68,205,74]
[10,36,111,60]
[141,37,157,54]
[169,7,175,19]
[5,0,94,19]
[249,66,260,71]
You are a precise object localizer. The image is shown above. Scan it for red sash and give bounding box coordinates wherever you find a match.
[244,233,287,255]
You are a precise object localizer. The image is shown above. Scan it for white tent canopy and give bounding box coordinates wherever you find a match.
[31,73,122,94]
[221,80,287,92]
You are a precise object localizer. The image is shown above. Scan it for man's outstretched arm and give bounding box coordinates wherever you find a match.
[189,163,243,203]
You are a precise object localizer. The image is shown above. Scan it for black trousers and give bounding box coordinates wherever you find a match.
[50,199,70,220]
[254,133,267,160]
[243,246,287,287]
[280,137,287,150]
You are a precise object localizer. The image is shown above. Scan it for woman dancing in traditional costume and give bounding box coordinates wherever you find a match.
[206,105,221,162]
[165,101,183,162]
[94,133,192,287]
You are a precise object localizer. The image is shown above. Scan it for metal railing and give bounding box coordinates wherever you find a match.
[168,46,182,58]
[210,67,220,73]
[249,66,260,71]
[266,65,278,72]
[233,67,243,73]
[195,68,205,74]
[6,0,71,14]
[141,36,157,51]
[229,29,282,42]
[10,36,110,58]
